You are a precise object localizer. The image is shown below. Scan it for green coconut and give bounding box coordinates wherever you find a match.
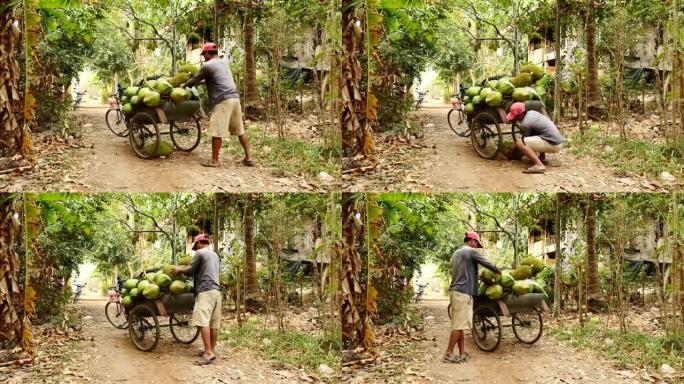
[138,87,151,99]
[143,91,161,107]
[145,79,158,90]
[472,95,482,105]
[528,279,546,295]
[124,87,139,97]
[129,95,140,105]
[463,103,475,114]
[520,63,545,81]
[170,88,188,103]
[142,283,161,300]
[145,272,157,283]
[178,63,199,75]
[480,269,501,285]
[478,282,487,296]
[479,87,494,99]
[522,86,542,101]
[487,79,499,90]
[511,265,532,280]
[486,284,504,300]
[512,88,531,102]
[121,296,133,307]
[154,273,173,288]
[155,80,173,96]
[120,288,129,296]
[129,288,140,298]
[497,79,515,95]
[179,256,193,266]
[144,141,174,158]
[521,256,546,275]
[466,86,482,98]
[169,72,190,87]
[121,96,129,104]
[170,280,187,296]
[512,280,534,296]
[184,281,194,293]
[485,91,503,107]
[511,72,532,88]
[124,279,139,290]
[462,95,471,104]
[121,103,133,114]
[137,280,151,291]
[500,271,515,288]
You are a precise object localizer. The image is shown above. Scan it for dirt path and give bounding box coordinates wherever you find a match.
[415,297,647,384]
[5,105,329,192]
[74,298,309,383]
[344,104,662,192]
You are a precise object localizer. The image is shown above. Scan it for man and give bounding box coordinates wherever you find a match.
[444,231,500,364]
[172,234,222,365]
[183,42,252,168]
[506,102,564,174]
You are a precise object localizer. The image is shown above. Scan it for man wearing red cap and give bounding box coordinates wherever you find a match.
[506,102,564,174]
[183,42,253,168]
[172,234,222,365]
[444,231,500,364]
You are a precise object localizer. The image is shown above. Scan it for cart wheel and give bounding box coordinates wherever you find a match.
[128,305,160,352]
[170,116,201,152]
[470,112,503,159]
[510,121,523,142]
[512,309,543,344]
[169,313,200,344]
[471,305,501,352]
[128,112,160,159]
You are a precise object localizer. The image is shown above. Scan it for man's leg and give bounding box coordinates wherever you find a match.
[457,330,466,357]
[199,326,214,359]
[210,328,218,351]
[515,138,544,166]
[445,329,460,358]
[238,134,252,164]
[211,137,222,164]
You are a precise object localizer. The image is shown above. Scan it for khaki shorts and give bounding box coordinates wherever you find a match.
[192,290,222,329]
[449,291,473,331]
[208,98,244,138]
[523,136,562,153]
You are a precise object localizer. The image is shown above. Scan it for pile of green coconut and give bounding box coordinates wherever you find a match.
[119,255,195,308]
[462,63,548,115]
[478,256,549,301]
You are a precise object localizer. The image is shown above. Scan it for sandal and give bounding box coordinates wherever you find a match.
[197,351,217,360]
[523,164,546,174]
[241,158,254,167]
[461,353,471,362]
[195,355,215,366]
[201,159,221,168]
[442,354,465,364]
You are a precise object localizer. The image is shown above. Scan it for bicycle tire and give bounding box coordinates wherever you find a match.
[169,313,200,344]
[105,108,128,137]
[448,109,470,137]
[470,112,503,159]
[105,301,128,329]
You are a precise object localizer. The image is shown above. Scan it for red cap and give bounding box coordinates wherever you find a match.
[201,43,218,54]
[192,234,210,250]
[506,102,526,122]
[465,231,483,248]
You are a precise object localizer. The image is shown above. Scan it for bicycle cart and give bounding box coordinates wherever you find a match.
[126,100,204,159]
[126,292,200,352]
[467,100,546,160]
[470,293,547,352]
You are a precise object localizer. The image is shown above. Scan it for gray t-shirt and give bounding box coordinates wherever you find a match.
[185,58,239,105]
[186,247,221,294]
[449,245,499,296]
[521,110,563,145]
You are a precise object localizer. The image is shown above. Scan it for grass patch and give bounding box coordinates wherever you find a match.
[228,125,339,179]
[548,319,684,372]
[566,124,684,179]
[220,317,339,372]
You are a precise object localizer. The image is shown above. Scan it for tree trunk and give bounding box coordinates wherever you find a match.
[243,3,260,107]
[585,196,602,305]
[0,9,23,157]
[585,2,602,113]
[553,0,562,123]
[341,193,364,350]
[0,194,22,347]
[553,194,562,316]
[341,1,366,158]
[243,194,260,302]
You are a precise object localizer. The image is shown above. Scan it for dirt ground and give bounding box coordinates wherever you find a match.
[4,298,323,384]
[343,297,668,384]
[344,104,670,192]
[2,106,335,192]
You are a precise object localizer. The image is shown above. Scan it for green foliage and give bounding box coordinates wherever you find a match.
[220,317,339,372]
